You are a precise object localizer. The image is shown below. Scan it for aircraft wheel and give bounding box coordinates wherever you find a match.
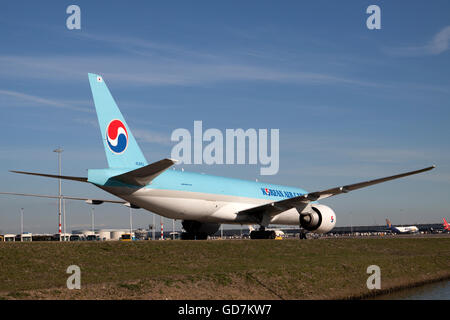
[250,230,276,239]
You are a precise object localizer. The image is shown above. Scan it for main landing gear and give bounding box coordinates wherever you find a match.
[249,226,276,239]
[180,232,208,240]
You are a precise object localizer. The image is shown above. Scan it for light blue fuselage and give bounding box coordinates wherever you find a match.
[88,168,308,225]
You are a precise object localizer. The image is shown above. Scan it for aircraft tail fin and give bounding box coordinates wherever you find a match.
[88,73,148,169]
[444,218,449,229]
[386,218,392,228]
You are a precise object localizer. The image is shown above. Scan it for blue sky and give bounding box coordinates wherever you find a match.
[0,1,449,234]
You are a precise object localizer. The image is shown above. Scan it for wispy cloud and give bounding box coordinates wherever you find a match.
[428,26,450,54]
[383,26,450,57]
[132,129,172,146]
[0,54,384,88]
[1,29,448,93]
[340,148,432,164]
[73,117,171,146]
[0,89,93,113]
[72,118,99,128]
[0,30,386,88]
[280,164,447,186]
[72,32,220,61]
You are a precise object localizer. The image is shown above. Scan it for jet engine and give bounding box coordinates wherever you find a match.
[299,204,336,234]
[181,220,220,240]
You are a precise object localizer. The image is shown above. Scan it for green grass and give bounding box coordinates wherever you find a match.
[0,238,449,299]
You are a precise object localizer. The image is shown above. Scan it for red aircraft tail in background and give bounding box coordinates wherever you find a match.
[443,218,450,231]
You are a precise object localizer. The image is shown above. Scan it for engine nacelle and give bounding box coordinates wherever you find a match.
[299,204,336,234]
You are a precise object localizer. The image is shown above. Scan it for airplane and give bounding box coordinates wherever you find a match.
[0,73,436,240]
[443,218,450,231]
[385,218,419,234]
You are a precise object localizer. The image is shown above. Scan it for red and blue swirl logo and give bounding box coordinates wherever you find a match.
[106,119,128,154]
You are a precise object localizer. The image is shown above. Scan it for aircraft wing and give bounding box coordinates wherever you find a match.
[237,166,435,219]
[0,192,127,205]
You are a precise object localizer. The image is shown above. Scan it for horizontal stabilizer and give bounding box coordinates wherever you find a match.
[111,158,177,186]
[0,192,125,204]
[10,171,88,182]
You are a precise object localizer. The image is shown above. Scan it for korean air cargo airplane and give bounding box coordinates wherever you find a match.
[1,74,436,239]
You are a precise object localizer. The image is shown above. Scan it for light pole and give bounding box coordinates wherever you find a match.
[129,206,133,238]
[63,199,66,241]
[172,219,175,240]
[160,216,164,240]
[20,208,24,242]
[91,207,95,233]
[53,147,63,241]
[349,212,353,236]
[152,213,155,240]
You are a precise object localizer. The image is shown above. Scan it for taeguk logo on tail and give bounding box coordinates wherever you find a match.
[106,119,128,154]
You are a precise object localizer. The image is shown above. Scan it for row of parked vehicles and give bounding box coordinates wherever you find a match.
[0,233,33,242]
[0,233,133,242]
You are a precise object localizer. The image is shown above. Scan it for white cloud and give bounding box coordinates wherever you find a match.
[0,53,381,88]
[0,89,93,113]
[383,26,450,56]
[133,128,172,146]
[72,117,171,146]
[428,26,450,54]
